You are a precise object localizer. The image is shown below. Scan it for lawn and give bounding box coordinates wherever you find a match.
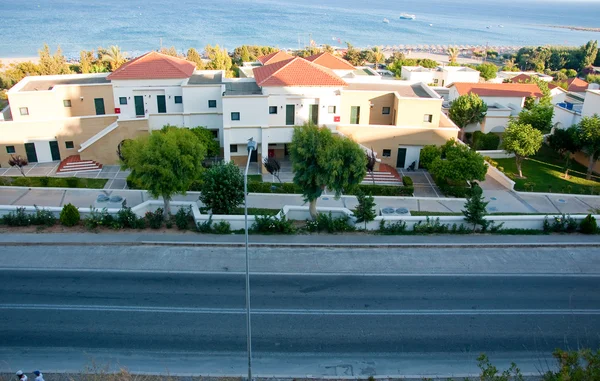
[495,145,600,195]
[247,174,263,183]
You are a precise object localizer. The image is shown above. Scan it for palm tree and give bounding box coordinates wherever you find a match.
[372,46,384,70]
[102,45,128,71]
[447,46,459,64]
[503,58,516,71]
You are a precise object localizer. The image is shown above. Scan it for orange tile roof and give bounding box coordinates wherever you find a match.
[509,74,532,83]
[305,52,355,70]
[253,57,347,87]
[451,82,543,98]
[257,51,294,65]
[107,51,196,80]
[567,77,589,92]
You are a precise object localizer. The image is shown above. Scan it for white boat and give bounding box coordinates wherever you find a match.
[399,13,416,20]
[498,24,504,28]
[383,18,390,23]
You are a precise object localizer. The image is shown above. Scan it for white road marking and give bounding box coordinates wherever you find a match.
[1,304,599,316]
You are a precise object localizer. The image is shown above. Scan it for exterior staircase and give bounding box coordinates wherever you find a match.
[362,163,403,186]
[56,155,102,174]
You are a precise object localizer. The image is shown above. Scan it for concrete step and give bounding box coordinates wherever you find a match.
[64,160,95,166]
[57,167,102,173]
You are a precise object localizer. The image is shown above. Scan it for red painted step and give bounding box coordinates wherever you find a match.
[56,155,103,174]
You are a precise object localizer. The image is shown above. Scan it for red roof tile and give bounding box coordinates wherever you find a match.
[305,52,355,70]
[567,77,589,92]
[451,82,543,98]
[253,57,347,87]
[509,74,533,83]
[107,51,196,80]
[257,51,294,65]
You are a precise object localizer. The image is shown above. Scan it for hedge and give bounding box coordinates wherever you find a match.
[7,176,107,189]
[472,131,500,151]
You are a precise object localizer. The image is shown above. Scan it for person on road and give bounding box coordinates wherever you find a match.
[16,371,27,381]
[33,371,44,381]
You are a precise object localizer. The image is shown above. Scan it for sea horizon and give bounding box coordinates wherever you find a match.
[1,0,600,59]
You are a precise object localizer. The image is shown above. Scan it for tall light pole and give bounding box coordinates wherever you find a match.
[244,137,257,381]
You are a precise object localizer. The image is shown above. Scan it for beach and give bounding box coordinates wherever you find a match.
[0,56,39,67]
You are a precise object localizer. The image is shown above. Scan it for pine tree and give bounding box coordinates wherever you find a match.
[353,190,377,230]
[186,48,204,69]
[462,183,489,232]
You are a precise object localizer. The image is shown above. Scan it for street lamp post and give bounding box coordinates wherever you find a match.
[244,137,257,381]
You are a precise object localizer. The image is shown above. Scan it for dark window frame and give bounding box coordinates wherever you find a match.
[19,107,29,116]
[6,146,16,154]
[63,99,72,107]
[382,149,391,157]
[174,96,183,104]
[269,106,278,114]
[119,97,127,105]
[65,141,74,149]
[424,114,433,123]
[328,105,336,114]
[382,107,391,115]
[230,144,238,153]
[208,100,217,108]
[231,112,240,121]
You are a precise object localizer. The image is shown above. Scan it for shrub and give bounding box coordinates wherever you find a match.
[65,177,79,188]
[60,203,80,226]
[251,214,295,234]
[305,212,355,233]
[472,131,501,150]
[38,176,51,187]
[419,145,441,169]
[32,205,56,227]
[354,184,413,196]
[2,207,32,226]
[543,214,578,233]
[378,219,407,234]
[145,208,164,229]
[580,214,598,234]
[84,208,111,230]
[175,206,194,230]
[212,220,231,234]
[248,182,275,193]
[49,178,68,188]
[116,204,145,229]
[196,216,213,233]
[199,161,244,215]
[413,217,449,234]
[12,177,32,187]
[353,190,376,229]
[402,176,413,186]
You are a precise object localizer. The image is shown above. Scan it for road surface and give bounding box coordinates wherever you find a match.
[1,267,599,376]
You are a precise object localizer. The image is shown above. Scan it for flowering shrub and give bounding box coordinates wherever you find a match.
[252,214,295,234]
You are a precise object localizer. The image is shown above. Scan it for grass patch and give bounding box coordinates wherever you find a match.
[4,176,107,189]
[495,145,600,195]
[247,174,263,183]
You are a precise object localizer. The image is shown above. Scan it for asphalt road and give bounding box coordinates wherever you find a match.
[1,270,599,355]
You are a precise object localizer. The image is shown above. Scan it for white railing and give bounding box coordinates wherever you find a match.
[78,120,119,152]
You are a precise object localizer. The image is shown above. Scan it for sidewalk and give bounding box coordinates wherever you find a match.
[2,185,600,214]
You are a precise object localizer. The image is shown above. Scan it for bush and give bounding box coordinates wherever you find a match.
[580,214,598,234]
[436,179,470,198]
[2,207,32,226]
[84,208,112,230]
[472,131,500,150]
[413,217,449,234]
[402,176,413,186]
[199,161,245,215]
[354,184,414,196]
[251,214,295,234]
[60,203,80,226]
[175,206,194,230]
[543,214,578,233]
[196,216,214,233]
[65,177,79,188]
[116,205,145,229]
[145,208,164,229]
[419,145,441,169]
[49,178,68,188]
[212,220,231,234]
[32,205,56,227]
[13,177,32,187]
[305,212,355,233]
[378,219,407,234]
[38,177,51,187]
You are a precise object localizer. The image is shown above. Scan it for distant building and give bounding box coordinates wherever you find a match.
[400,65,480,87]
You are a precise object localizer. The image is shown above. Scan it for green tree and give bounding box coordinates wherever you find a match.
[1,61,41,88]
[121,126,206,218]
[580,40,598,70]
[186,48,204,69]
[547,126,581,177]
[501,120,544,178]
[428,139,487,184]
[323,45,335,54]
[353,190,376,229]
[566,69,578,78]
[418,145,441,169]
[462,183,489,232]
[102,45,127,71]
[290,123,367,219]
[448,93,488,141]
[418,58,438,69]
[38,44,70,75]
[189,126,220,157]
[517,104,554,133]
[159,46,179,57]
[587,74,600,85]
[385,51,405,64]
[476,62,498,81]
[198,161,244,215]
[371,47,384,70]
[343,43,363,66]
[447,47,459,64]
[240,45,251,62]
[576,115,600,179]
[79,50,94,74]
[205,44,233,76]
[387,58,418,78]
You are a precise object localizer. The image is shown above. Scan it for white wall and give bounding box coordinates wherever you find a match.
[440,68,480,86]
[399,145,422,169]
[582,90,600,117]
[111,79,186,120]
[552,106,581,129]
[222,96,269,128]
[401,69,434,83]
[181,85,224,114]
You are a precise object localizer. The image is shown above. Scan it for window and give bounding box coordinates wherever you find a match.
[208,100,217,108]
[230,144,238,153]
[119,97,127,105]
[211,130,218,139]
[328,106,336,114]
[382,149,391,157]
[65,141,74,149]
[19,107,29,116]
[382,107,391,115]
[231,112,240,121]
[433,79,439,85]
[6,146,15,154]
[423,114,433,123]
[269,106,278,114]
[174,96,183,104]
[63,99,72,107]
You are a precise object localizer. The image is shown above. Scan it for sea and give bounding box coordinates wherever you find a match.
[1,0,600,58]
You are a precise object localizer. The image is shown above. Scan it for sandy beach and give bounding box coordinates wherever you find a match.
[0,56,39,67]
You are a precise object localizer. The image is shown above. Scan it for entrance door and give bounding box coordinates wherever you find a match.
[396,148,407,168]
[134,96,145,116]
[94,98,105,115]
[309,104,319,125]
[285,105,295,125]
[157,95,167,114]
[350,106,360,124]
[24,143,38,163]
[250,149,258,163]
[49,141,61,161]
